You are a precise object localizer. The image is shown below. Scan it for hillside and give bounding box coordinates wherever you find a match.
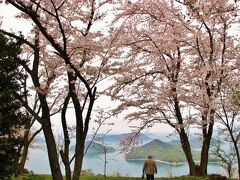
[87,133,152,143]
[126,139,201,163]
[84,141,116,154]
[69,141,115,154]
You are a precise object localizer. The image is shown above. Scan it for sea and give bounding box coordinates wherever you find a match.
[25,148,225,178]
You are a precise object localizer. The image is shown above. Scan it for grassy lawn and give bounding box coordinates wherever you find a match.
[13,174,210,180]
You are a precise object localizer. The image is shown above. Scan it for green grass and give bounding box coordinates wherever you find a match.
[12,174,209,180]
[13,174,52,180]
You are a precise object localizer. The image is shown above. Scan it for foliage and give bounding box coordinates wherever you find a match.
[0,34,25,178]
[81,169,94,176]
[0,138,22,178]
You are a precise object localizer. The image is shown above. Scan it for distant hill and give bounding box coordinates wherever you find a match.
[144,132,179,142]
[87,133,152,143]
[85,140,115,154]
[126,139,201,163]
[35,133,221,161]
[69,140,116,154]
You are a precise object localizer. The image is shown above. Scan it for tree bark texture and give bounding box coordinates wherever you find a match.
[42,122,63,180]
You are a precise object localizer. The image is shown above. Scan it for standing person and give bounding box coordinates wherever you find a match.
[142,155,157,180]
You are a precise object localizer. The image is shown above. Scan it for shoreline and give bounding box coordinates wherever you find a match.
[126,159,219,166]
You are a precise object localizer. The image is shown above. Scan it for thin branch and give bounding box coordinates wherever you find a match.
[15,93,43,124]
[28,127,43,145]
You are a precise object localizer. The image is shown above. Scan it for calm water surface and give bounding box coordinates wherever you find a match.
[25,148,224,177]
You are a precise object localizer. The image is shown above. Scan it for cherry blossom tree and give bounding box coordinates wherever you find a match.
[1,1,116,179]
[107,0,239,176]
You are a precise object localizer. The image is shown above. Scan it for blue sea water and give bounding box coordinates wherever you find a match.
[25,148,225,177]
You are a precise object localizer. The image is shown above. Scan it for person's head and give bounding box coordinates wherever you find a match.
[147,155,152,159]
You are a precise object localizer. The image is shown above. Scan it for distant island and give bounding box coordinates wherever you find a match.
[69,140,116,154]
[87,133,152,143]
[35,133,221,163]
[85,140,116,154]
[126,139,217,163]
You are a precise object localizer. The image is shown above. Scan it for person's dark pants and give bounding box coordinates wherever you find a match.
[146,174,154,180]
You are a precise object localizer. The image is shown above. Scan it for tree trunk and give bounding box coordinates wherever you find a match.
[42,122,63,180]
[61,93,71,180]
[199,123,213,176]
[237,157,240,180]
[68,71,85,180]
[179,130,197,176]
[72,141,84,180]
[199,110,214,176]
[238,166,240,180]
[60,149,71,180]
[174,92,197,176]
[16,142,29,176]
[232,136,240,179]
[104,147,107,180]
[16,125,42,176]
[199,143,209,176]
